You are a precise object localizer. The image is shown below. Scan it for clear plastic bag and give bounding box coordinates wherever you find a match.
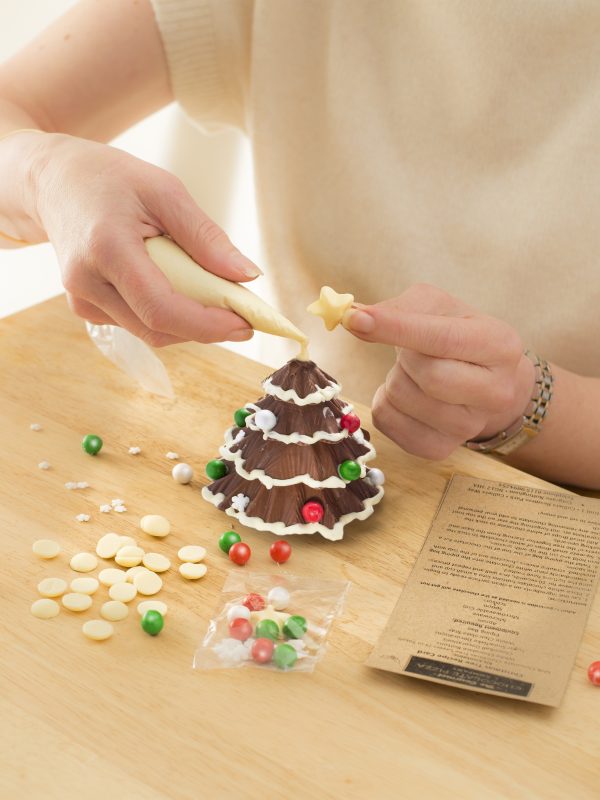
[193,572,350,672]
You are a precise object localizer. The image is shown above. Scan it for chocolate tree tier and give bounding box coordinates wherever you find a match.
[202,359,385,541]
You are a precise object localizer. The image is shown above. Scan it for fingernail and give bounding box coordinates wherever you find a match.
[228,329,254,341]
[344,308,375,334]
[231,252,263,278]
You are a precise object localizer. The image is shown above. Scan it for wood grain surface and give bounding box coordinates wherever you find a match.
[1,297,599,800]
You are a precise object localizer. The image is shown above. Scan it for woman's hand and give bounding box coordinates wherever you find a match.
[28,133,260,347]
[344,284,536,460]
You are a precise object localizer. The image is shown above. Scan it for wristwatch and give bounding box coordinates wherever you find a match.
[465,351,554,456]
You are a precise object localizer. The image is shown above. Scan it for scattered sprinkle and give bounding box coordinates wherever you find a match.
[114,505,127,513]
[99,504,112,513]
[38,461,51,470]
[75,513,91,523]
[76,481,89,489]
[166,451,179,460]
[30,423,42,431]
[128,446,141,455]
[65,482,77,490]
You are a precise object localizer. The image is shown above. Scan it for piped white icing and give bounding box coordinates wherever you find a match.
[262,376,341,405]
[244,416,350,444]
[202,485,384,542]
[221,426,375,488]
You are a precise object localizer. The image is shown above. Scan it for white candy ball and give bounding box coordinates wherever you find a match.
[366,467,385,487]
[227,604,251,624]
[172,462,194,484]
[254,409,277,432]
[267,586,290,611]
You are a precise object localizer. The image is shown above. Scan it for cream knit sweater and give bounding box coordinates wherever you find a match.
[151,0,600,403]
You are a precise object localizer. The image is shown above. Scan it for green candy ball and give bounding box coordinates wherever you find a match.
[82,434,103,456]
[338,459,361,481]
[141,610,164,636]
[283,615,308,639]
[234,408,252,428]
[218,530,242,554]
[206,459,228,480]
[255,619,280,640]
[273,643,298,670]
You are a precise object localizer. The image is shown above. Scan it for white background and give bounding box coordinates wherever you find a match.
[0,0,262,356]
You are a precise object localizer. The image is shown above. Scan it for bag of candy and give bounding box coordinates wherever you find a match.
[193,571,350,672]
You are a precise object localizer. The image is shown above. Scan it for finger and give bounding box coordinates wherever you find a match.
[106,241,254,343]
[146,178,263,282]
[397,350,516,413]
[345,304,522,365]
[86,281,186,347]
[384,363,487,441]
[371,384,461,461]
[66,293,117,326]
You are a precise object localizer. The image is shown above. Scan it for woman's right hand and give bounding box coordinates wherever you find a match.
[28,132,259,346]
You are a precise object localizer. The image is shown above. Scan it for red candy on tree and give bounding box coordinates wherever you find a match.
[229,618,253,641]
[270,540,292,564]
[340,412,361,434]
[243,592,266,611]
[302,500,324,524]
[229,541,251,566]
[251,637,275,664]
[588,660,600,686]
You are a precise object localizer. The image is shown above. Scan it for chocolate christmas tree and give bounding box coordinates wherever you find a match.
[202,359,384,541]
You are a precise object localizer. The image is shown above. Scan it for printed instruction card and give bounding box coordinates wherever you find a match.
[368,475,600,705]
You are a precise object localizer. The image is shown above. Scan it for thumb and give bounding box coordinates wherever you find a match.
[157,183,263,282]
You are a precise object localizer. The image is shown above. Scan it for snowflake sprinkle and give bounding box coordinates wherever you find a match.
[75,513,90,523]
[166,452,179,460]
[128,446,141,455]
[99,504,112,513]
[230,493,250,513]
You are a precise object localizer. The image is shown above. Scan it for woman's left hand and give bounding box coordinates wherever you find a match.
[343,284,536,460]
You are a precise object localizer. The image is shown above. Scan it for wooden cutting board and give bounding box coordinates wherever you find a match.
[1,296,598,799]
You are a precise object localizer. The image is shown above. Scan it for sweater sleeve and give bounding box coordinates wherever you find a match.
[149,0,252,131]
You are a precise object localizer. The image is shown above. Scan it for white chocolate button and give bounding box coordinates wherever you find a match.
[126,566,151,583]
[98,568,127,587]
[31,598,60,619]
[70,577,99,595]
[142,553,171,573]
[37,577,68,597]
[82,619,113,641]
[140,514,171,537]
[179,562,207,580]
[177,545,206,563]
[62,592,93,612]
[133,570,163,596]
[115,545,144,567]
[100,600,129,621]
[95,532,123,559]
[108,582,137,602]
[137,600,168,617]
[118,535,137,549]
[32,539,61,559]
[70,552,98,573]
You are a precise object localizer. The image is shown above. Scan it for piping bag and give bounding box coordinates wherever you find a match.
[86,236,309,398]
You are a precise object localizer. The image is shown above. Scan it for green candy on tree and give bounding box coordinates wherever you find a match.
[141,610,164,636]
[338,459,361,481]
[255,619,280,640]
[218,530,241,554]
[82,434,103,456]
[273,643,298,670]
[206,459,228,480]
[283,615,307,639]
[234,408,252,428]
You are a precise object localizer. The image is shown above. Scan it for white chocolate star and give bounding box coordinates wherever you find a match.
[307,286,355,331]
[250,605,290,627]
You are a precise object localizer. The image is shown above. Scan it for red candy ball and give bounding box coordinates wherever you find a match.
[229,541,251,566]
[340,412,361,434]
[270,540,292,564]
[588,660,600,686]
[302,500,324,524]
[229,618,253,641]
[251,637,275,664]
[243,592,265,611]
